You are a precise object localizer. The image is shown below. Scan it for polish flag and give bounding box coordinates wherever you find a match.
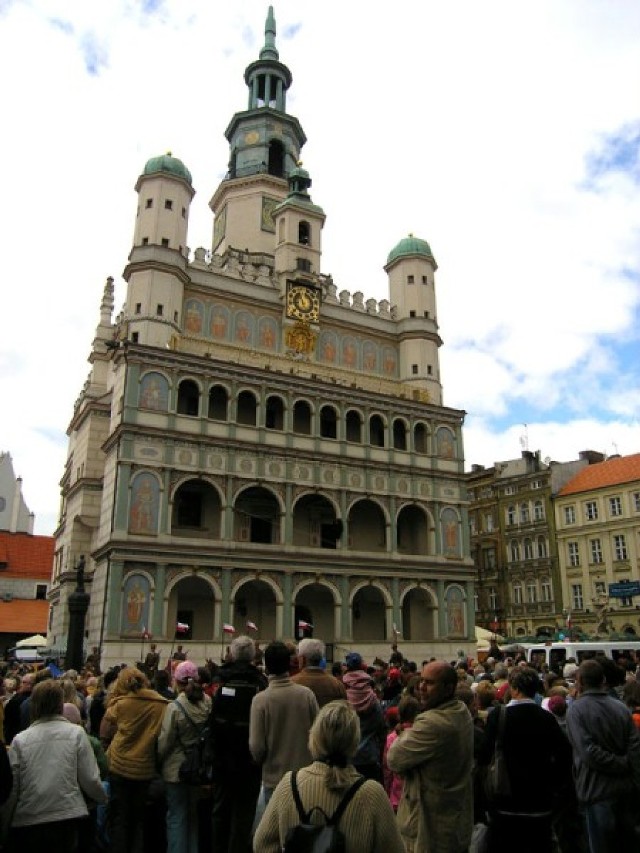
[176,622,190,633]
[223,623,236,633]
[246,621,258,632]
[142,626,152,639]
[298,620,313,630]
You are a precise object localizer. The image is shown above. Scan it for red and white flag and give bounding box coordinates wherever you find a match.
[223,623,236,634]
[246,621,258,632]
[176,621,190,633]
[298,619,313,630]
[142,626,152,639]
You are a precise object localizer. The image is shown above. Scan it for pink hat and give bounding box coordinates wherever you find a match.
[174,660,198,682]
[62,702,81,724]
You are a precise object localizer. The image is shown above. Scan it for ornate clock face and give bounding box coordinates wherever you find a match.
[287,284,320,322]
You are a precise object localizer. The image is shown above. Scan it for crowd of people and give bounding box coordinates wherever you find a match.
[0,636,639,852]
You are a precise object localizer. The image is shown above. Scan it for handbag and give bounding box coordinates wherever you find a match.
[483,705,511,802]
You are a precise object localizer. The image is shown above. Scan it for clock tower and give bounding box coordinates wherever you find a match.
[209,6,307,257]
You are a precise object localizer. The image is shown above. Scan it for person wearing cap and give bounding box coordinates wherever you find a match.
[342,652,386,783]
[158,660,211,853]
[292,638,346,708]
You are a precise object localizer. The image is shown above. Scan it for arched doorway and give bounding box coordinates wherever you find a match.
[402,587,435,641]
[352,585,386,642]
[294,583,335,642]
[233,579,277,643]
[167,575,215,641]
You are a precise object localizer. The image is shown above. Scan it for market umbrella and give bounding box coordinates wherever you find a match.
[15,633,48,648]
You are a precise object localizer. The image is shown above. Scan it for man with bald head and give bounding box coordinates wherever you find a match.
[387,660,473,852]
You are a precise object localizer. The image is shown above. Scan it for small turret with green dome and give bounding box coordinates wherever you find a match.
[386,234,436,267]
[143,151,192,186]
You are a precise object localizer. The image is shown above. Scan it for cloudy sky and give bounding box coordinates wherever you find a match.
[1,0,639,536]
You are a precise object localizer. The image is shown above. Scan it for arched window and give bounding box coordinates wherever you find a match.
[537,536,547,558]
[392,418,407,450]
[510,540,520,562]
[513,583,523,605]
[346,410,362,443]
[507,505,516,525]
[265,395,284,430]
[320,405,337,439]
[177,379,199,416]
[414,422,428,454]
[527,581,537,603]
[267,139,285,177]
[298,221,310,245]
[533,500,544,521]
[520,502,530,523]
[207,385,228,420]
[523,538,533,560]
[236,390,257,426]
[293,400,312,434]
[541,578,552,602]
[369,414,385,447]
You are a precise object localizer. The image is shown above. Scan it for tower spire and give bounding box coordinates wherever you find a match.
[260,6,279,60]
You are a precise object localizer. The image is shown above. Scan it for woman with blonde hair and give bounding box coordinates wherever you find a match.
[254,700,404,852]
[100,666,167,853]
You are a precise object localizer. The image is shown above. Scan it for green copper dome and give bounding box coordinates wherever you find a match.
[143,152,192,185]
[387,234,434,265]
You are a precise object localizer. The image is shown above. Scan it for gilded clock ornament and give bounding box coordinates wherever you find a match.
[286,284,320,322]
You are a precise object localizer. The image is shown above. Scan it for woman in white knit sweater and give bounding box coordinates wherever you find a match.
[253,701,404,853]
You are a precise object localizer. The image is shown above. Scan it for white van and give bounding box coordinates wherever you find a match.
[524,641,640,672]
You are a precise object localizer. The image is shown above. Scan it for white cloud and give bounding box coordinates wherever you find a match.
[1,1,639,533]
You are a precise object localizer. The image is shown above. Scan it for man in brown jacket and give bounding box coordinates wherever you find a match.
[387,660,473,853]
[292,638,347,707]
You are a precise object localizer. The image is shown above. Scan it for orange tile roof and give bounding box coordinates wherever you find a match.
[0,532,54,580]
[0,599,49,633]
[558,453,640,497]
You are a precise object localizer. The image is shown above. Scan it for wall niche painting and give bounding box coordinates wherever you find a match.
[362,341,379,372]
[382,347,397,376]
[436,427,456,459]
[234,310,254,345]
[122,573,151,635]
[441,507,460,558]
[129,472,160,535]
[445,584,465,636]
[319,331,338,363]
[210,304,230,340]
[184,299,204,334]
[258,316,278,350]
[139,371,169,412]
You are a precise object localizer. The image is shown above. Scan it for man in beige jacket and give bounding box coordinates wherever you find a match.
[387,660,473,853]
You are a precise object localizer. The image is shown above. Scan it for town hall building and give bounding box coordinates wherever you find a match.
[47,8,474,666]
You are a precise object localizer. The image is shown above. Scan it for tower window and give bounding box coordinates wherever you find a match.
[424,311,430,318]
[407,275,414,284]
[145,199,153,209]
[409,310,416,318]
[412,364,418,374]
[156,304,163,316]
[298,221,311,245]
[296,257,312,272]
[132,332,139,343]
[161,238,169,247]
[164,199,173,210]
[422,275,428,284]
[135,303,141,314]
[174,311,179,323]
[142,237,149,245]
[36,584,47,600]
[427,365,433,375]
[182,207,186,218]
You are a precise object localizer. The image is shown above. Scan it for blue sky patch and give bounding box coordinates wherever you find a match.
[586,123,640,186]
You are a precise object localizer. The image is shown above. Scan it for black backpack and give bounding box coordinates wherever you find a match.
[208,674,263,773]
[283,771,366,853]
[172,700,210,786]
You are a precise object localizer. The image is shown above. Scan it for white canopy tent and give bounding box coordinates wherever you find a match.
[15,633,48,648]
[475,626,504,647]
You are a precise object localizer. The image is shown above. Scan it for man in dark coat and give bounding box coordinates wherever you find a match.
[208,635,267,853]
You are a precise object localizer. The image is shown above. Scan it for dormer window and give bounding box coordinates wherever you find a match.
[407,275,414,284]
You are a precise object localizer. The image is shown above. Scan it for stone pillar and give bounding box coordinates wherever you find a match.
[66,556,90,671]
